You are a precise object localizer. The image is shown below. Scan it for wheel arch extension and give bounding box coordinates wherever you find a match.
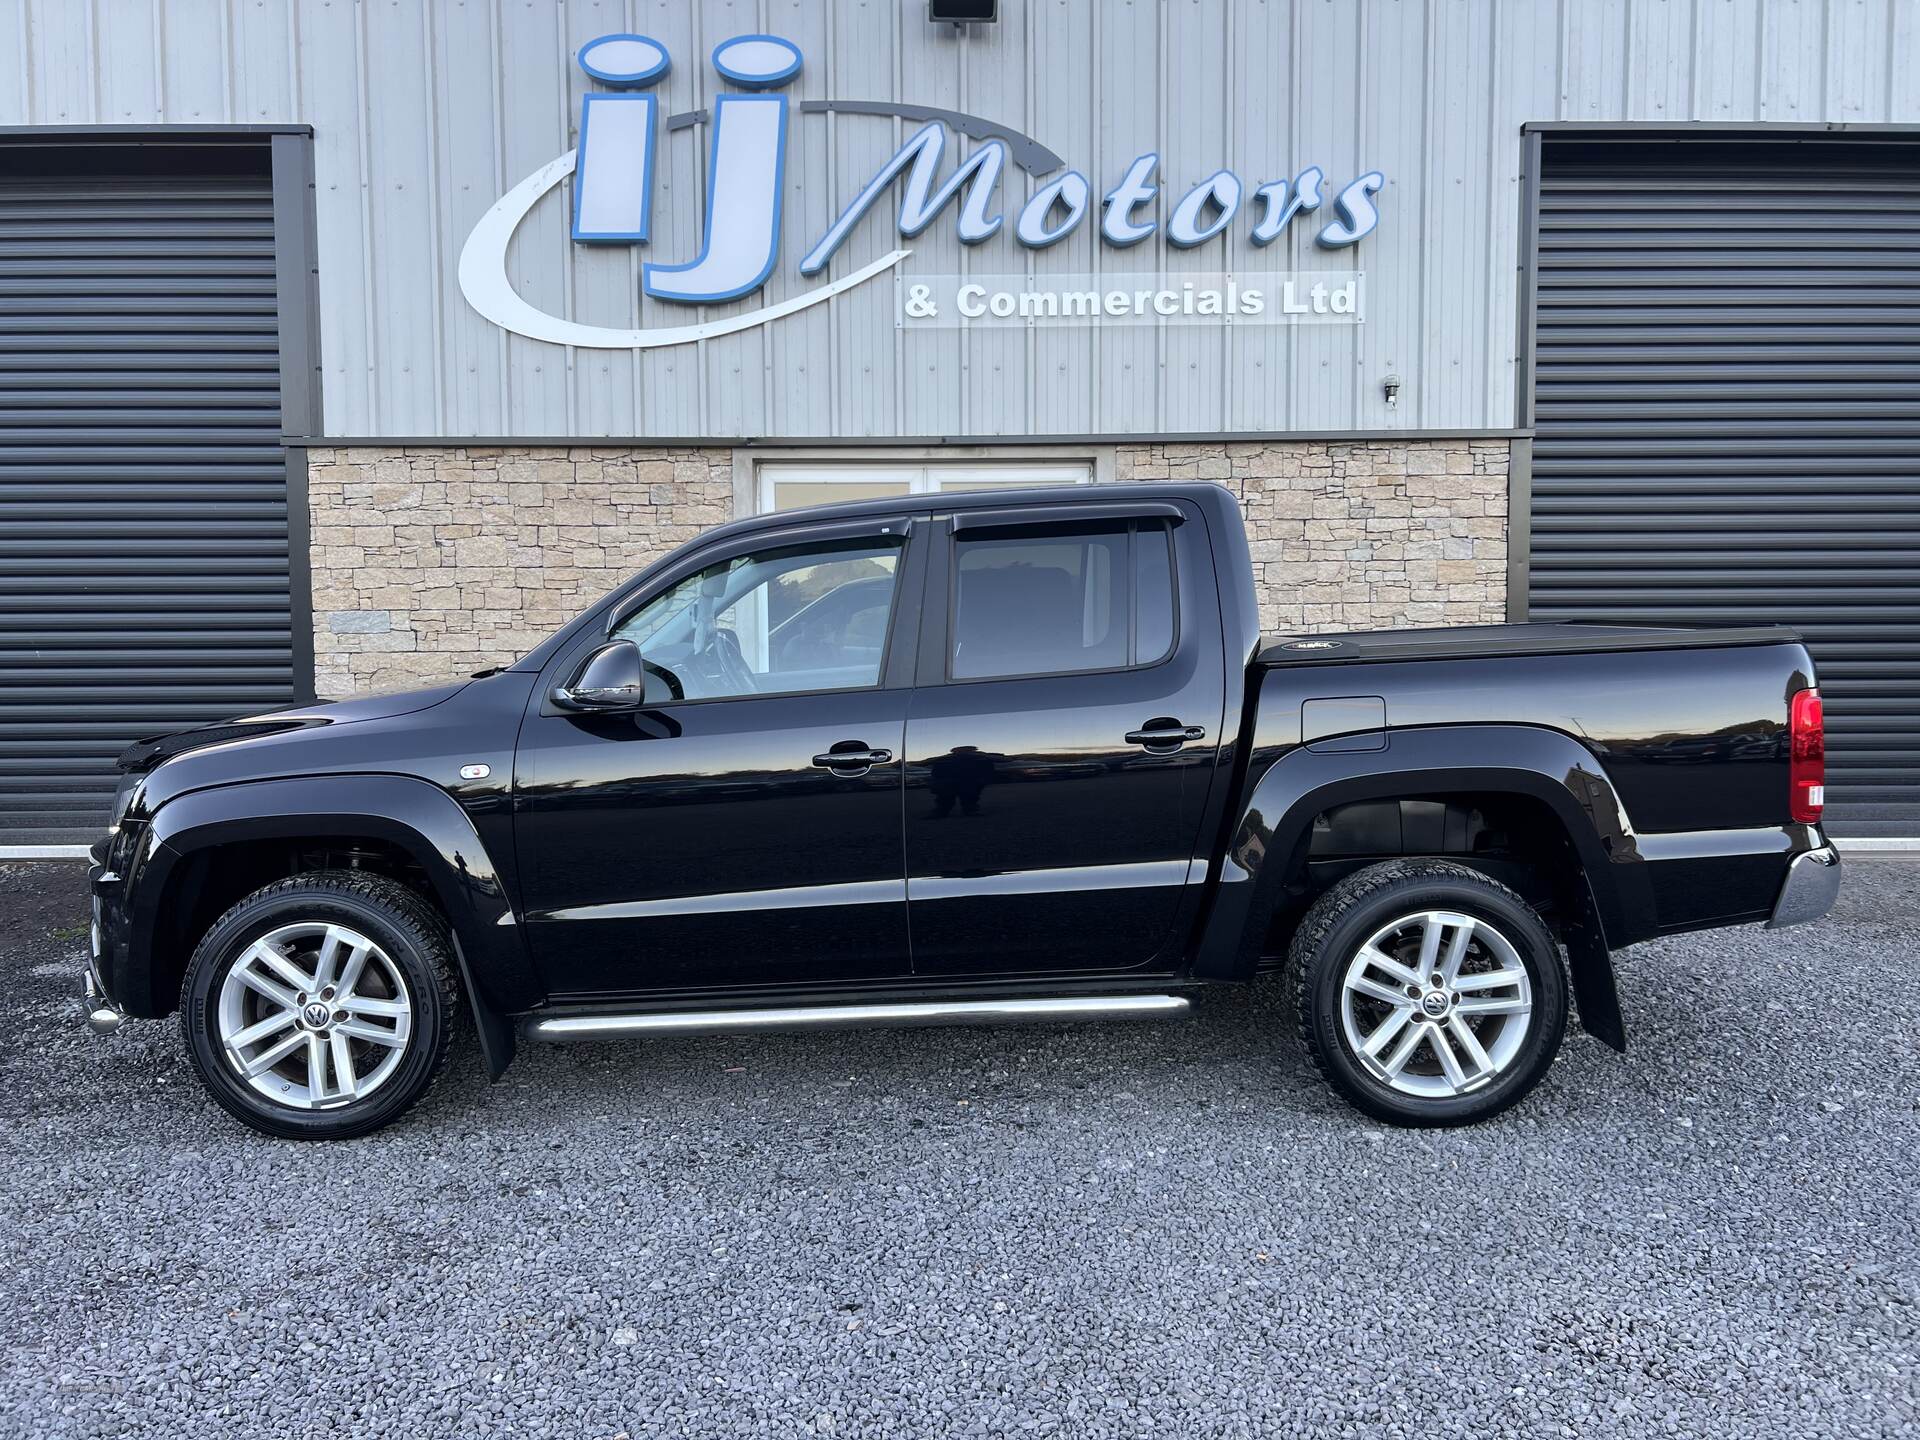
[1190,724,1646,1049]
[125,774,532,1076]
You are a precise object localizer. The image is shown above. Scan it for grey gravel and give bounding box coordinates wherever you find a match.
[1,858,1915,1439]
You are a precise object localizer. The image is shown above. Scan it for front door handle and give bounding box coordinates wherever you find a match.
[812,744,894,773]
[1125,721,1207,752]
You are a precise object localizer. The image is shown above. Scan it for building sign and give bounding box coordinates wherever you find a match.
[898,272,1363,329]
[459,33,1384,349]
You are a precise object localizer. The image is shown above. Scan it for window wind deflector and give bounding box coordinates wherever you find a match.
[950,500,1184,536]
[767,515,913,543]
[604,516,912,634]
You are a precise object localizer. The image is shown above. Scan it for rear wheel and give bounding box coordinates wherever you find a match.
[180,871,459,1140]
[1288,859,1568,1126]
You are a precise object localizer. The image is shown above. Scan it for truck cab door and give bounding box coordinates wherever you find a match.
[901,501,1227,977]
[513,515,924,999]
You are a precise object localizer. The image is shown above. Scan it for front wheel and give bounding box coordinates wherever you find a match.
[1288,859,1569,1127]
[180,871,459,1140]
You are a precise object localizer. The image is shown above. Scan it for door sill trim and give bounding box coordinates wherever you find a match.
[522,993,1191,1042]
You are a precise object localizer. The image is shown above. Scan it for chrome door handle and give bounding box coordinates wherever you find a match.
[812,746,893,771]
[1124,723,1206,750]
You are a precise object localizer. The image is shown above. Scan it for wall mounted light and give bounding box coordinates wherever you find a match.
[1383,374,1401,408]
[929,0,998,26]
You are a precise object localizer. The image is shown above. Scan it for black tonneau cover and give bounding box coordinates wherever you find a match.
[1256,621,1801,667]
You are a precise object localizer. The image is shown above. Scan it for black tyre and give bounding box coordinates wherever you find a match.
[180,870,459,1140]
[1287,859,1568,1127]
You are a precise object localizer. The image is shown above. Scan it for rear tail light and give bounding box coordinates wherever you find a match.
[1789,687,1824,825]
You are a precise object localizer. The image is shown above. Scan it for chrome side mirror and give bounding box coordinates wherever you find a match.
[553,640,659,711]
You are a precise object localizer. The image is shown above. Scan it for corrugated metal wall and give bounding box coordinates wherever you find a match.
[1527,135,1920,838]
[1,0,1913,441]
[0,152,296,845]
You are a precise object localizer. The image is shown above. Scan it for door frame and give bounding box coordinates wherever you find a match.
[514,505,933,1000]
[895,493,1229,979]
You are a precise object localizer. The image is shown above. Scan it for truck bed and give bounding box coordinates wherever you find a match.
[1256,621,1801,668]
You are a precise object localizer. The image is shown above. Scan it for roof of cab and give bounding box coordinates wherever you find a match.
[509,479,1258,678]
[697,479,1241,547]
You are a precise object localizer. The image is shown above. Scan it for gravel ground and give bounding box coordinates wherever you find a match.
[0,858,1914,1440]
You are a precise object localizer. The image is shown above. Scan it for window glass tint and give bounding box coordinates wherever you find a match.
[951,528,1131,680]
[613,538,900,700]
[1133,523,1176,665]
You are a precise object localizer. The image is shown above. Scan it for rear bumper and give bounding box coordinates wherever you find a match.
[1765,844,1841,929]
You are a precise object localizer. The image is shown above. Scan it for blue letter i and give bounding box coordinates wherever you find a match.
[571,33,671,242]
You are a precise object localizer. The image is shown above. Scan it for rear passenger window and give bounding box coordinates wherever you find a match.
[1133,523,1176,665]
[950,521,1177,681]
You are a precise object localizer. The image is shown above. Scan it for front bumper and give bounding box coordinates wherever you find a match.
[84,858,133,1030]
[1765,844,1841,929]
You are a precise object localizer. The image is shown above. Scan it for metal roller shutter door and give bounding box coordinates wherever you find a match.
[0,160,295,847]
[1529,137,1920,840]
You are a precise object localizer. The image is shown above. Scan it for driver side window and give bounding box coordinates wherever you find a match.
[611,536,902,701]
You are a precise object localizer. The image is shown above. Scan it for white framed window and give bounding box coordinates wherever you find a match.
[758,461,1093,514]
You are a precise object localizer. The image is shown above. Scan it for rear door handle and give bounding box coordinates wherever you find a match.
[812,744,894,772]
[1125,721,1207,750]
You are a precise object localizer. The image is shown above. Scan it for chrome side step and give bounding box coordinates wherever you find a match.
[523,993,1191,1043]
[82,967,125,1036]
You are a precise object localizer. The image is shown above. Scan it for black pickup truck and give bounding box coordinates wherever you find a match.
[85,482,1839,1139]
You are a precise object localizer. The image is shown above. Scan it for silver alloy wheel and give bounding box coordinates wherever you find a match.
[215,922,413,1110]
[1338,909,1533,1099]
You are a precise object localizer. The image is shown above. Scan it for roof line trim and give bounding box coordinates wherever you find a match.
[296,429,1530,448]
